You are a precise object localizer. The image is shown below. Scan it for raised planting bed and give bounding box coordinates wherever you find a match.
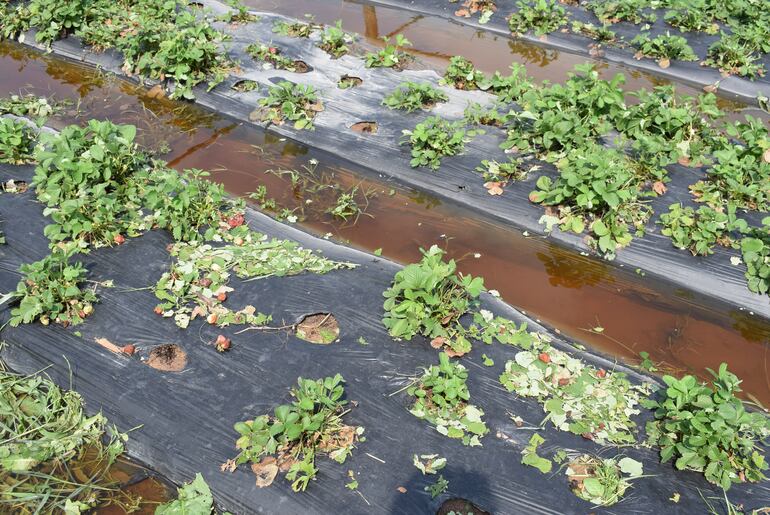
[365,0,770,105]
[3,1,770,322]
[1,149,768,512]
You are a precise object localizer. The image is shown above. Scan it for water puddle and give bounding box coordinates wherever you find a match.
[0,11,768,413]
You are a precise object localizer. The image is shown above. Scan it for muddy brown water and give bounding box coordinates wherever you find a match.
[0,1,768,419]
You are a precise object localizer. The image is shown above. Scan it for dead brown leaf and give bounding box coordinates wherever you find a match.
[397,486,407,493]
[484,181,504,195]
[763,148,770,164]
[146,84,165,99]
[252,457,279,488]
[430,336,445,349]
[220,459,237,473]
[94,337,124,355]
[454,8,470,17]
[703,83,718,93]
[658,58,670,69]
[652,181,667,195]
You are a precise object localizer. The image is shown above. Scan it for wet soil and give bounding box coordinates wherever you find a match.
[146,344,187,372]
[0,17,769,408]
[295,313,340,344]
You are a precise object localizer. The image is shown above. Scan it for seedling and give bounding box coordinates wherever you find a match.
[338,75,362,89]
[218,0,259,24]
[319,20,353,58]
[425,475,449,498]
[364,34,412,69]
[233,375,364,492]
[256,81,322,130]
[382,245,484,355]
[644,364,770,491]
[408,352,489,446]
[588,0,657,25]
[272,19,318,38]
[440,56,486,90]
[246,42,306,72]
[500,344,650,444]
[9,242,97,327]
[0,117,36,164]
[566,455,644,506]
[507,0,568,36]
[382,82,448,112]
[401,116,471,171]
[631,32,698,66]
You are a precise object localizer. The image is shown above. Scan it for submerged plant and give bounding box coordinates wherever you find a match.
[233,375,364,492]
[644,364,770,491]
[382,82,448,112]
[382,245,484,355]
[508,0,568,36]
[0,366,133,513]
[407,352,489,446]
[401,116,471,170]
[256,81,322,130]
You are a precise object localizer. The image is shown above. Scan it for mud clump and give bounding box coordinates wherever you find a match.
[146,344,187,372]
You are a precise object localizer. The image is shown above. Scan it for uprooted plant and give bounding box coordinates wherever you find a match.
[644,363,770,491]
[382,82,448,112]
[154,229,353,329]
[382,245,484,355]
[401,116,473,170]
[0,365,135,514]
[407,352,489,446]
[565,454,645,506]
[255,81,322,130]
[499,342,651,444]
[232,374,364,492]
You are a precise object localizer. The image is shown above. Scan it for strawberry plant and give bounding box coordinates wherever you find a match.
[272,19,318,38]
[382,82,448,112]
[126,11,230,100]
[691,116,770,210]
[740,218,770,295]
[246,42,305,72]
[529,143,652,259]
[401,116,471,170]
[570,21,618,43]
[256,81,322,130]
[218,0,259,24]
[364,34,412,69]
[631,32,698,65]
[318,20,353,58]
[233,375,363,492]
[9,242,96,327]
[508,0,568,36]
[407,352,489,446]
[0,0,89,46]
[664,1,719,34]
[32,120,150,246]
[382,245,484,355]
[659,203,746,256]
[439,56,485,90]
[0,117,37,164]
[588,0,656,25]
[478,63,533,102]
[705,35,766,79]
[644,364,770,491]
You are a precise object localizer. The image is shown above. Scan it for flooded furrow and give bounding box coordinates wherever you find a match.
[1,36,769,408]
